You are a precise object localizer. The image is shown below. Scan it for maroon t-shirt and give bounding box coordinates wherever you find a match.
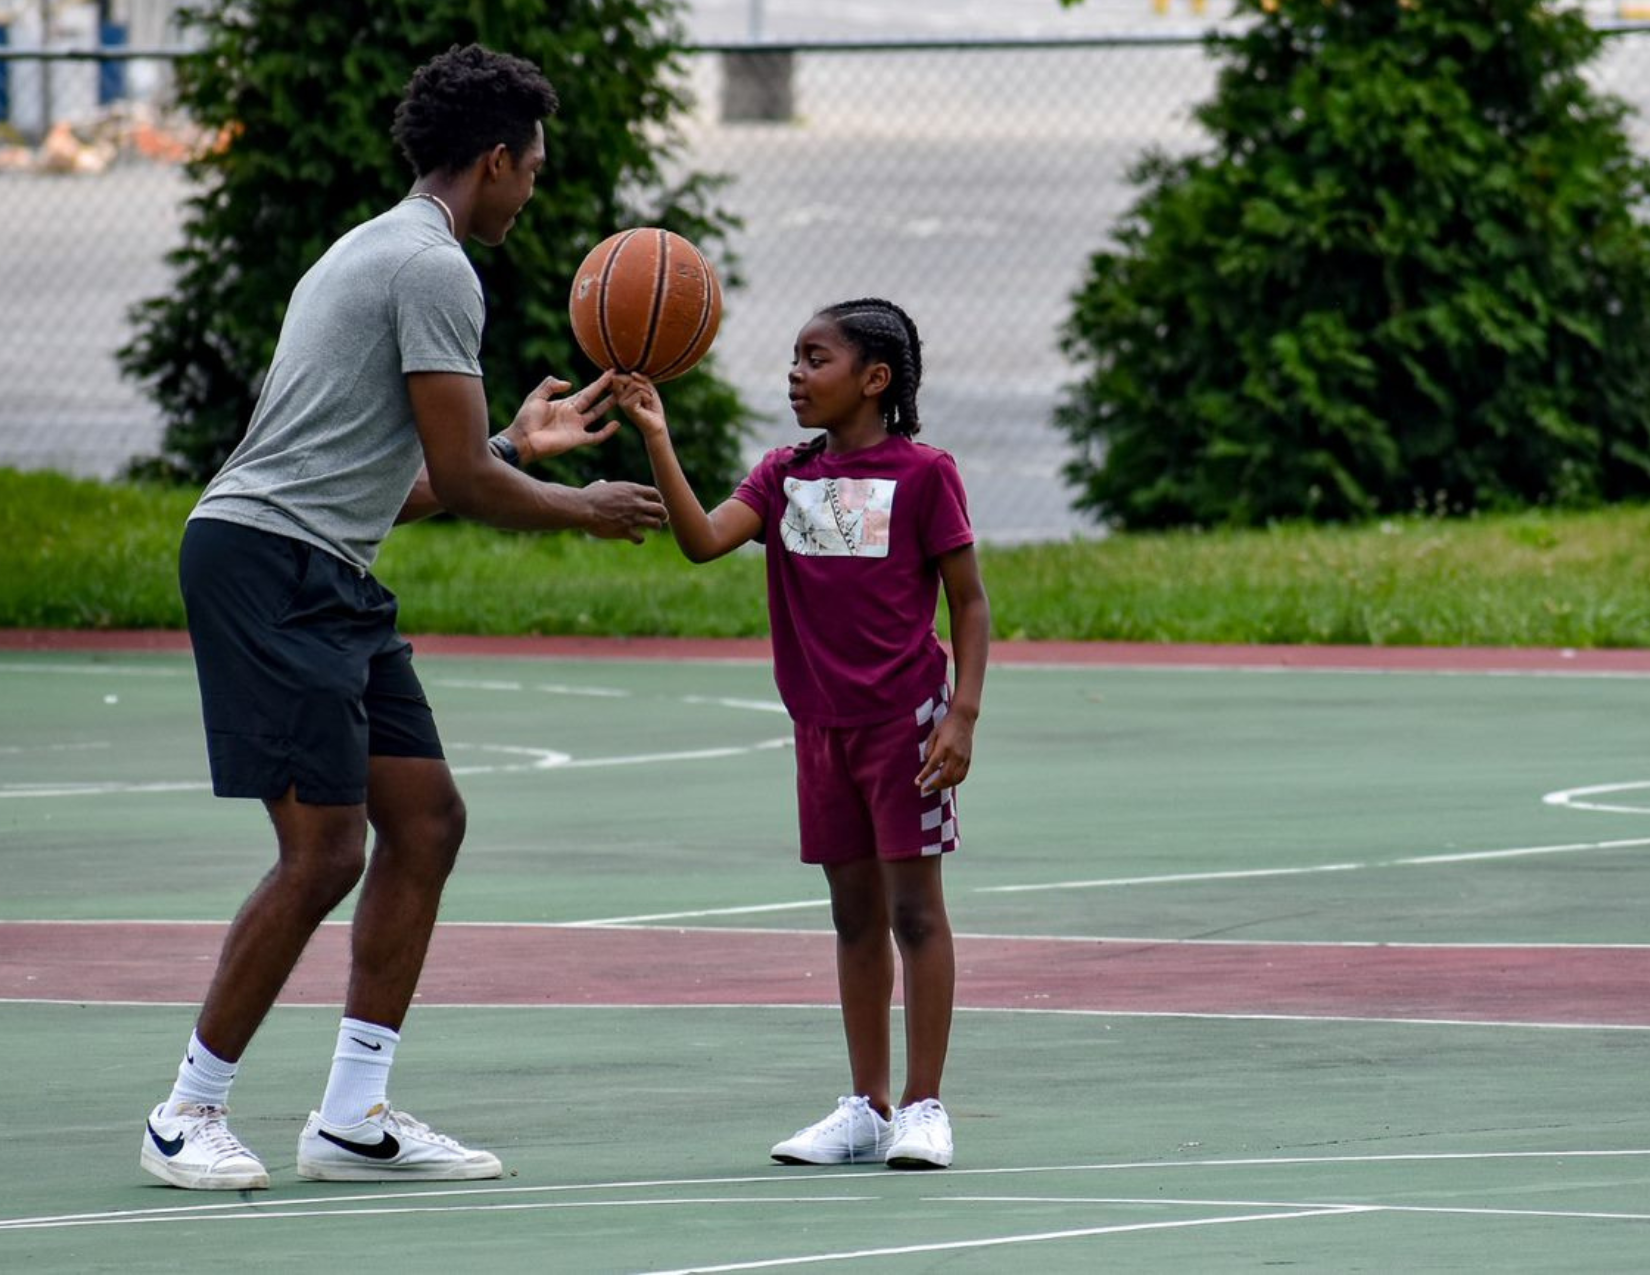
[732,435,975,726]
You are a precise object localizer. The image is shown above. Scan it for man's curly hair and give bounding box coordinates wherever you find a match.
[392,44,558,177]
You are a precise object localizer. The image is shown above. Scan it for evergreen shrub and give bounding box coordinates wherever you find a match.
[1057,0,1650,528]
[120,0,748,495]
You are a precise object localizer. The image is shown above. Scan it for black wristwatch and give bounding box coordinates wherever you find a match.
[488,433,523,468]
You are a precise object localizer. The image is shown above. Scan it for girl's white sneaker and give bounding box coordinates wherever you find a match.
[886,1098,953,1169]
[770,1095,894,1165]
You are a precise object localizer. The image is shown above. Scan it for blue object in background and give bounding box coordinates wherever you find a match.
[99,21,126,105]
[1,25,10,123]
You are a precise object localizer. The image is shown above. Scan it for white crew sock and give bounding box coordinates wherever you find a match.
[318,1017,400,1127]
[165,1028,238,1111]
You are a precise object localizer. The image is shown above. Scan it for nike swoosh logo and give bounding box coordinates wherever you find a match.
[349,1037,383,1052]
[317,1128,400,1160]
[185,1052,195,1065]
[147,1121,186,1158]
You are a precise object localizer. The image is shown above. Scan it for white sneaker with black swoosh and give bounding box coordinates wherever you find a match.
[140,1101,270,1190]
[296,1104,503,1181]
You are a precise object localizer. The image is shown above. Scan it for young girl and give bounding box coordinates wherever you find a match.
[614,298,989,1170]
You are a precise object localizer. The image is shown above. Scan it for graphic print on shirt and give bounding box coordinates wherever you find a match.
[780,476,897,557]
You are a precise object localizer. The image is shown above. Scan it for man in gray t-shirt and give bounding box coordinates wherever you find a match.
[140,45,667,1194]
[192,194,488,570]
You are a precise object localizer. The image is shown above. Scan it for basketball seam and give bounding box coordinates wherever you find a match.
[633,228,671,376]
[652,243,717,381]
[596,228,641,371]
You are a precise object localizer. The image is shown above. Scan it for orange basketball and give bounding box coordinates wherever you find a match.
[568,228,723,382]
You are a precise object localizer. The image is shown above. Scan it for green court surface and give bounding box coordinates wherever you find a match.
[2,646,1647,1272]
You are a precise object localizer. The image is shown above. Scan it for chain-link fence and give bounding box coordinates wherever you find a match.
[4,31,1650,541]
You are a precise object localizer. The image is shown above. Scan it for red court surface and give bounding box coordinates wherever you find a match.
[3,921,1646,1026]
[6,631,1647,1030]
[7,627,1650,673]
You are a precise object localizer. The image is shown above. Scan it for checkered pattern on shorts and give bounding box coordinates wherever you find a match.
[793,683,960,864]
[915,687,959,857]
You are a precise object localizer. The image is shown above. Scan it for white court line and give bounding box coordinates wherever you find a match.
[4,996,1646,1030]
[0,668,784,801]
[8,919,1645,951]
[943,930,1650,951]
[7,997,1647,1029]
[633,1209,1372,1273]
[11,657,1650,682]
[1543,780,1650,814]
[5,1152,1646,1232]
[0,780,209,799]
[0,1196,876,1233]
[1397,837,1650,864]
[681,694,790,714]
[0,741,111,755]
[978,836,1650,894]
[996,661,1650,681]
[402,923,1650,951]
[554,739,791,769]
[561,899,825,926]
[0,738,793,798]
[980,863,1367,892]
[446,743,572,775]
[944,1008,1650,1031]
[431,678,631,699]
[948,1196,1650,1222]
[0,662,185,677]
[429,678,783,713]
[351,920,1650,951]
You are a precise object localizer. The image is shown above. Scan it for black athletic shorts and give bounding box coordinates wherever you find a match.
[178,517,444,805]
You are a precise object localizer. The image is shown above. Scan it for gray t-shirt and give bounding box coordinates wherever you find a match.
[191,198,483,570]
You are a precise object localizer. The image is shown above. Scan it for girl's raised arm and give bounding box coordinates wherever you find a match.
[614,375,762,562]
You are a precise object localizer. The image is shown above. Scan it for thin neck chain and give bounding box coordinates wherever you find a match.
[402,191,455,237]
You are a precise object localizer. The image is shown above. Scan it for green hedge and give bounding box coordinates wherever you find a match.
[1058,0,1650,528]
[119,0,748,496]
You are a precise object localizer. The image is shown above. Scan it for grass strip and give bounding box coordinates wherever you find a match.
[6,467,1649,647]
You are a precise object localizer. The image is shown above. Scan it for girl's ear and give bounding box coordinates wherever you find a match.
[861,361,891,399]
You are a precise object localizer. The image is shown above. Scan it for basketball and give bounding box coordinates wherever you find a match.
[568,228,723,382]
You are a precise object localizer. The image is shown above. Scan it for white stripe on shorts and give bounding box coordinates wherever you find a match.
[918,684,958,856]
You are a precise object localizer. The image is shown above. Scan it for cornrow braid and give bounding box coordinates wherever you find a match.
[819,297,923,437]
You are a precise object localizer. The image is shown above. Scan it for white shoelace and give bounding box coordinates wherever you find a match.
[180,1105,257,1161]
[385,1109,463,1149]
[815,1096,872,1137]
[895,1100,945,1138]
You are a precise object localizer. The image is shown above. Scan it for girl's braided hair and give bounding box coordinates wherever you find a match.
[783,298,924,466]
[818,297,923,436]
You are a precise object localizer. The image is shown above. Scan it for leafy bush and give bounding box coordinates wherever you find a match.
[120,0,748,494]
[1056,0,1650,528]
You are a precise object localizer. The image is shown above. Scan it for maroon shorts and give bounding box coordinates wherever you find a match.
[793,685,960,865]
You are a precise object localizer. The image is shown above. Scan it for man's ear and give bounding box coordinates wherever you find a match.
[485,142,512,179]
